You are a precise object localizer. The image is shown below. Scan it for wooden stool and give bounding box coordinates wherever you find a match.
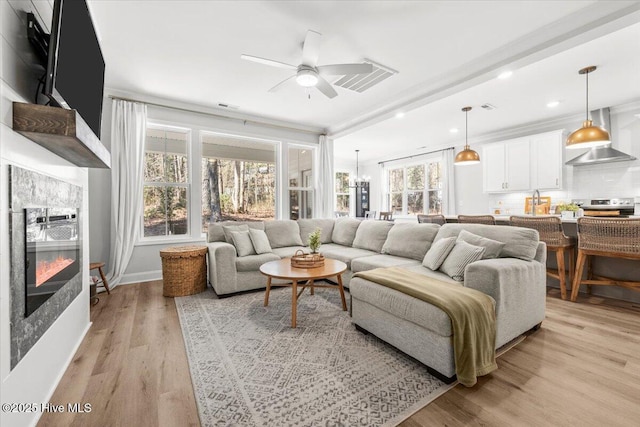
[458,215,496,225]
[90,262,110,295]
[510,216,575,300]
[571,217,640,302]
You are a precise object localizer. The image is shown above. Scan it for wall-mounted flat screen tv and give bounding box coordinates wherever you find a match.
[44,0,105,139]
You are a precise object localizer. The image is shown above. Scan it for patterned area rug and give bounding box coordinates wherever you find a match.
[175,286,455,427]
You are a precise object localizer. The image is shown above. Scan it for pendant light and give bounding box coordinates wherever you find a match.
[566,66,610,149]
[454,106,480,165]
[349,149,367,188]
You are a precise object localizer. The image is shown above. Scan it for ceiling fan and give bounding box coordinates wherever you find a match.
[241,30,373,99]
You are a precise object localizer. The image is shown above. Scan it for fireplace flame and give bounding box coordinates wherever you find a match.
[36,256,74,287]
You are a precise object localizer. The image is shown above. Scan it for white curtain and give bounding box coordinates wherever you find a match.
[107,100,147,287]
[443,148,456,215]
[316,135,335,218]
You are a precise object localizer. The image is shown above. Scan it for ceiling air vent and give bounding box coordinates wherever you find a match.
[333,59,398,93]
[218,103,239,110]
[481,103,497,110]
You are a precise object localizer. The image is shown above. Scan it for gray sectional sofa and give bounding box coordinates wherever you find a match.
[206,217,547,382]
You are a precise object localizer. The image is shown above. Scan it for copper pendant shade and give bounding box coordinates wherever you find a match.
[566,66,611,149]
[454,106,480,165]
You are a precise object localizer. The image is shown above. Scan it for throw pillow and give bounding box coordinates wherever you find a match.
[230,230,256,257]
[331,218,362,246]
[264,220,304,248]
[439,240,485,281]
[422,236,456,270]
[382,223,440,261]
[222,224,249,244]
[457,230,505,259]
[249,228,272,254]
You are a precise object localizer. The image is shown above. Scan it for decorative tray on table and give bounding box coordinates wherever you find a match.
[291,250,325,268]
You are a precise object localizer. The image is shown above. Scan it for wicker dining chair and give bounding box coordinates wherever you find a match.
[457,215,496,225]
[510,216,575,300]
[570,217,640,302]
[417,214,446,225]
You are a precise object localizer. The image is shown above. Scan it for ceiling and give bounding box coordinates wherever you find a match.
[88,1,640,162]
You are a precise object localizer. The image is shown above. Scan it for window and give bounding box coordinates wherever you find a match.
[385,159,443,216]
[201,133,276,234]
[143,126,190,237]
[288,146,314,220]
[334,172,350,215]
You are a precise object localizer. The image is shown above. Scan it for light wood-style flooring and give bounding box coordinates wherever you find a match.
[39,282,640,427]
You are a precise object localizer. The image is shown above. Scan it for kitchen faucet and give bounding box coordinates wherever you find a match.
[531,189,541,216]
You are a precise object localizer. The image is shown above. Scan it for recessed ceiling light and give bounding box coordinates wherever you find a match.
[395,112,405,118]
[449,128,459,133]
[498,71,513,80]
[547,100,560,108]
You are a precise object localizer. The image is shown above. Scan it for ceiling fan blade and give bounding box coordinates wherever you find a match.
[268,75,297,93]
[301,30,321,67]
[240,54,297,70]
[317,63,373,76]
[315,76,338,99]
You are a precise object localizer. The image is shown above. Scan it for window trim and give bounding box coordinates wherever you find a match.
[383,156,444,217]
[334,171,351,215]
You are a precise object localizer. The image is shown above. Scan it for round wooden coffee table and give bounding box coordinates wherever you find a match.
[259,258,348,328]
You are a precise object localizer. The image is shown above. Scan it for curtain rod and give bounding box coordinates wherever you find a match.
[107,95,321,135]
[378,147,455,165]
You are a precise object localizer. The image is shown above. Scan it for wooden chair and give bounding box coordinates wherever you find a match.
[417,214,446,225]
[364,211,376,220]
[570,217,640,302]
[90,262,111,294]
[510,216,575,300]
[379,211,393,221]
[457,215,496,225]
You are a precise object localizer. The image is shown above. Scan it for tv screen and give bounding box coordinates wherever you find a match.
[44,0,105,139]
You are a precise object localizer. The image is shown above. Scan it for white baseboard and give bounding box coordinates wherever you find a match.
[119,270,163,285]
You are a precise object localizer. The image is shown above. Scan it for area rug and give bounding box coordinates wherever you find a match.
[175,286,455,427]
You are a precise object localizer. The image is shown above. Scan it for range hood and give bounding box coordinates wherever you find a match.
[566,108,636,166]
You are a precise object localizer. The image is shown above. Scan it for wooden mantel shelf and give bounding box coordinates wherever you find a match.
[12,102,111,168]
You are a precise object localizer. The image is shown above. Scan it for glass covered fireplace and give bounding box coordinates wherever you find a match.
[25,207,80,317]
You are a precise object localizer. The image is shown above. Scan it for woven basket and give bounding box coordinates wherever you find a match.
[159,245,208,297]
[291,250,325,268]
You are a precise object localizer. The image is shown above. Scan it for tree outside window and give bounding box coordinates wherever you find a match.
[385,159,443,215]
[143,127,190,237]
[335,172,350,214]
[288,146,314,220]
[388,168,404,214]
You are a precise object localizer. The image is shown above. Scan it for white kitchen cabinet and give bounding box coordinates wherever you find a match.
[531,130,563,190]
[482,137,530,192]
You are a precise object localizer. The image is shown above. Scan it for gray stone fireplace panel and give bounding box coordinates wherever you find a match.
[9,165,83,369]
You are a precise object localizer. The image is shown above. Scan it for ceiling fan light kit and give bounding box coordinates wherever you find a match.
[241,30,374,99]
[566,65,611,149]
[454,106,480,165]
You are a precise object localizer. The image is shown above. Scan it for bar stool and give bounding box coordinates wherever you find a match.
[90,262,111,294]
[571,217,640,302]
[510,216,575,300]
[457,215,496,225]
[417,214,446,225]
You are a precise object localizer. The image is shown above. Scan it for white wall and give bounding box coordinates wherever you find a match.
[1,2,91,426]
[92,95,321,284]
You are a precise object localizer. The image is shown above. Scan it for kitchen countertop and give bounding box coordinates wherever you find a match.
[445,215,640,224]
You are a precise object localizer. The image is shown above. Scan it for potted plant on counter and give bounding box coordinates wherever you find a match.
[556,202,579,219]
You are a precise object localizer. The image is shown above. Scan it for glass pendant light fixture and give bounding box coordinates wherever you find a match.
[566,66,610,149]
[454,106,480,165]
[349,149,368,188]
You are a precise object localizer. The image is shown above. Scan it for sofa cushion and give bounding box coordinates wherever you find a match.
[264,220,304,248]
[422,236,456,270]
[381,223,440,261]
[235,253,280,272]
[351,254,421,273]
[249,229,272,254]
[352,220,395,253]
[298,219,335,244]
[434,224,539,261]
[320,246,378,269]
[208,221,265,243]
[439,241,485,281]
[223,224,249,243]
[331,218,362,246]
[230,230,257,257]
[457,230,504,259]
[271,246,307,259]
